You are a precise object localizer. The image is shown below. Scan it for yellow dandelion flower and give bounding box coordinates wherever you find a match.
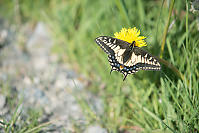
[114,27,147,47]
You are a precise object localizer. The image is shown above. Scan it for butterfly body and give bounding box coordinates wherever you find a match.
[95,36,161,80]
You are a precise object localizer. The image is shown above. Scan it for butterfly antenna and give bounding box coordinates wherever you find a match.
[132,41,136,47]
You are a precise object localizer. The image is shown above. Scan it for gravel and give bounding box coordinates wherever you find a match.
[0,21,106,132]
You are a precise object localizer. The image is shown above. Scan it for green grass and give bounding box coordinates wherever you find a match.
[0,82,50,133]
[1,0,199,132]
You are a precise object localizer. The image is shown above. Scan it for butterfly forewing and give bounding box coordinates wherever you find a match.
[95,36,130,54]
[95,36,161,80]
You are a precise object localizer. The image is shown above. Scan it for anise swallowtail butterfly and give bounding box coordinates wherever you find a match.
[95,36,161,80]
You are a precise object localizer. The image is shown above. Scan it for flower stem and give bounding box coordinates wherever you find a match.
[156,56,184,81]
[186,0,189,49]
[160,0,175,58]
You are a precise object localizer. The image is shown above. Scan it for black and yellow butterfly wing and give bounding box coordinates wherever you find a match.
[95,36,161,80]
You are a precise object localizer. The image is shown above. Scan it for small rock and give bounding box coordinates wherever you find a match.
[23,76,32,85]
[0,29,8,43]
[90,98,104,115]
[0,94,6,109]
[0,94,8,115]
[27,22,52,55]
[66,70,77,79]
[54,74,67,89]
[84,125,107,133]
[32,56,49,71]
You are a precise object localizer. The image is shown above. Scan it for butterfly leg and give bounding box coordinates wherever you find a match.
[110,69,113,75]
[123,73,128,81]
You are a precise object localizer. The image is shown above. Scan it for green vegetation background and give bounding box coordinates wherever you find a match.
[0,0,198,132]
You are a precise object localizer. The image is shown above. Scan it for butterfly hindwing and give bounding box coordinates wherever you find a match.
[95,36,161,80]
[132,47,161,71]
[108,54,138,80]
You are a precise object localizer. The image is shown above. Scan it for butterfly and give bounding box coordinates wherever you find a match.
[95,36,161,80]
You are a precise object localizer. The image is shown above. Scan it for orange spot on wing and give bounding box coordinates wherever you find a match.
[120,65,124,70]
